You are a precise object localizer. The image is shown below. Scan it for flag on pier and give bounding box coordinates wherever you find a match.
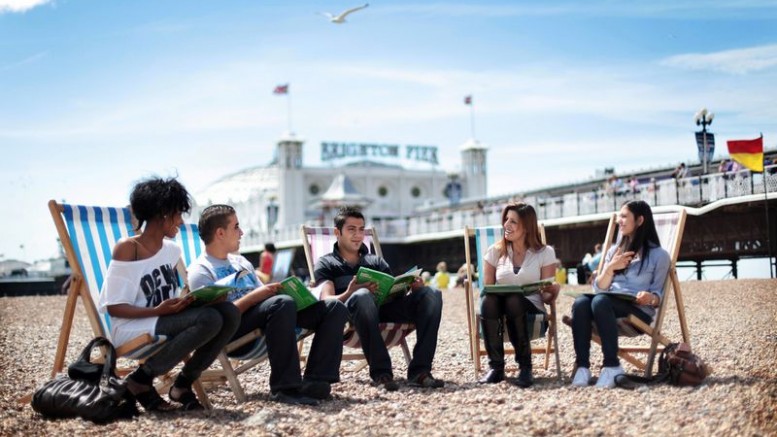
[727,135,764,173]
[273,84,289,95]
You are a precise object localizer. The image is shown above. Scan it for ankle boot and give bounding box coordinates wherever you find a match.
[506,314,533,388]
[478,317,505,384]
[479,368,505,384]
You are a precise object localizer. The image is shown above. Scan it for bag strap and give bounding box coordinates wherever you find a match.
[76,336,118,382]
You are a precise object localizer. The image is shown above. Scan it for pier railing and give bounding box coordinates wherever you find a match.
[240,165,777,249]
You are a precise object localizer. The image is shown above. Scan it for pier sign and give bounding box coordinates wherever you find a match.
[321,142,438,165]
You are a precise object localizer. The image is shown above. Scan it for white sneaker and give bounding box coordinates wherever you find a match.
[595,365,625,389]
[571,367,592,387]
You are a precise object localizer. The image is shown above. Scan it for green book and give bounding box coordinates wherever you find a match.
[482,280,552,295]
[187,268,250,307]
[280,276,318,311]
[188,285,235,307]
[563,291,636,302]
[355,266,422,306]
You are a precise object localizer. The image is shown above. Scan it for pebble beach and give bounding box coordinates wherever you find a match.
[1,279,775,436]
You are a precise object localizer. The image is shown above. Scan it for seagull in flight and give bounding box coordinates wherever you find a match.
[320,3,369,24]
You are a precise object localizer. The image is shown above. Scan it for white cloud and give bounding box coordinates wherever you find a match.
[0,0,51,13]
[660,44,777,74]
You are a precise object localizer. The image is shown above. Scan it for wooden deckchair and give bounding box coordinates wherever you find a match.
[45,200,211,408]
[462,224,563,380]
[564,209,689,376]
[173,224,310,403]
[300,225,414,372]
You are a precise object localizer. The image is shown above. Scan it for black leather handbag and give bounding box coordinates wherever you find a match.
[32,337,139,423]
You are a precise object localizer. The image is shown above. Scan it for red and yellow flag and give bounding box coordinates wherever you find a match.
[727,135,764,173]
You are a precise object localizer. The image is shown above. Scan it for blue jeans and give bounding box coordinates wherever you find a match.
[346,286,443,381]
[571,294,651,368]
[148,301,240,381]
[233,294,348,393]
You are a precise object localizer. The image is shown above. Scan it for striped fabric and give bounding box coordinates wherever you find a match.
[473,226,549,341]
[343,323,408,349]
[301,226,414,351]
[305,227,375,280]
[175,223,204,267]
[61,204,167,359]
[654,213,680,252]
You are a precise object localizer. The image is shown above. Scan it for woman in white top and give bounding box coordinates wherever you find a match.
[479,203,560,387]
[99,177,239,412]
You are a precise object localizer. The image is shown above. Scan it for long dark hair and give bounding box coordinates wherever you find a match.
[496,203,544,260]
[616,200,660,274]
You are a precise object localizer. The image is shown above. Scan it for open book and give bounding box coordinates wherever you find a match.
[563,290,636,302]
[279,276,318,311]
[355,266,422,306]
[482,280,552,295]
[188,268,250,307]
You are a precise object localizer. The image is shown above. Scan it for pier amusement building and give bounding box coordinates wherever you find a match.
[193,133,488,252]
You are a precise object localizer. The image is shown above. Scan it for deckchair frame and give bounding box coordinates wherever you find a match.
[462,224,563,380]
[300,225,413,371]
[577,209,690,376]
[46,200,211,408]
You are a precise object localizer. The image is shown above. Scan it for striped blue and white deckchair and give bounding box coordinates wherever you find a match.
[301,225,414,371]
[462,224,562,380]
[174,223,311,403]
[565,209,689,377]
[48,201,168,369]
[47,200,212,407]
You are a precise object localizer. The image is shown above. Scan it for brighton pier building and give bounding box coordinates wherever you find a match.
[193,133,488,253]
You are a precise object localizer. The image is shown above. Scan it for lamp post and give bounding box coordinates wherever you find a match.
[694,107,715,175]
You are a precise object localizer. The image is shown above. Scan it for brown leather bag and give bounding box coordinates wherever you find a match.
[659,342,710,386]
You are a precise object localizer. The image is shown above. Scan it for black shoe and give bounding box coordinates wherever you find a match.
[300,379,332,400]
[372,375,399,392]
[270,390,319,406]
[168,386,204,411]
[478,368,505,384]
[408,372,445,388]
[126,377,176,412]
[515,368,534,388]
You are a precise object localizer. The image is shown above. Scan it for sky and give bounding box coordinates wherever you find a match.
[1,1,776,277]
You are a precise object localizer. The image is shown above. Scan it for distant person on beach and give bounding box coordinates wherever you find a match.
[478,203,560,387]
[433,261,450,290]
[576,244,602,284]
[456,263,473,287]
[315,205,445,391]
[188,204,348,405]
[257,242,277,283]
[98,177,239,412]
[570,200,670,389]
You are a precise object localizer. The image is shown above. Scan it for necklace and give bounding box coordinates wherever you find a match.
[511,245,525,275]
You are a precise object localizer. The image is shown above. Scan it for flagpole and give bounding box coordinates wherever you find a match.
[761,133,774,278]
[469,100,476,140]
[287,88,293,134]
[764,172,774,278]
